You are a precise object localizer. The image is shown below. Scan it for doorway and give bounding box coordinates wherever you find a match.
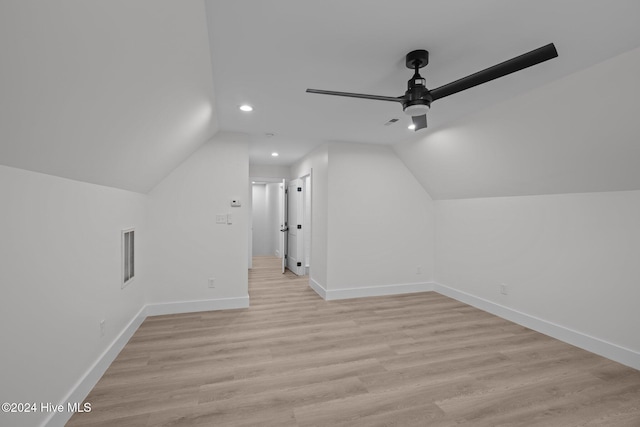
[250,174,311,276]
[250,177,285,260]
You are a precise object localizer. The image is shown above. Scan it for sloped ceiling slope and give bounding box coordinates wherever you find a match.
[205,0,640,167]
[0,0,218,193]
[394,46,640,199]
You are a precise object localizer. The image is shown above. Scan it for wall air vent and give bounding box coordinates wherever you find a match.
[122,228,135,288]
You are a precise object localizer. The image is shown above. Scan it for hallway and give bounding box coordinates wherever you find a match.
[248,256,316,309]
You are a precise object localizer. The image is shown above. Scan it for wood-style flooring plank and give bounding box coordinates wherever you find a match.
[67,256,640,426]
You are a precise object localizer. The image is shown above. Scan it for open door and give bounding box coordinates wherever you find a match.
[279,179,287,274]
[286,178,305,275]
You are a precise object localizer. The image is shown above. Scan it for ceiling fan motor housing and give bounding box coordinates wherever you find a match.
[403,78,432,115]
[403,49,432,116]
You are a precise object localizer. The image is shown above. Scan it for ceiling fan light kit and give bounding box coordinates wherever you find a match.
[307,43,558,131]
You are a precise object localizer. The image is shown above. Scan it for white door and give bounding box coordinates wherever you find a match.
[279,179,286,274]
[286,179,305,275]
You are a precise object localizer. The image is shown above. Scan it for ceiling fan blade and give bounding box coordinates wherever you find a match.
[306,88,402,103]
[430,43,558,101]
[412,115,427,131]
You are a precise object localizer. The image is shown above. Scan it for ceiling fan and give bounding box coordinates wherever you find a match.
[307,43,558,131]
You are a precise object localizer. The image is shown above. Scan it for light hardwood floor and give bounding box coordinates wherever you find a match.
[67,256,640,426]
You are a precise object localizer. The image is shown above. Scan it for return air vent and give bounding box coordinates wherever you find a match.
[122,228,135,288]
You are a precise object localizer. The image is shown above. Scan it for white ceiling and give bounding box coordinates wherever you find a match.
[205,0,640,165]
[0,0,218,193]
[2,1,640,196]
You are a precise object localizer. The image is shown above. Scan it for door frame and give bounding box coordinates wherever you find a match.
[280,178,287,273]
[249,176,288,268]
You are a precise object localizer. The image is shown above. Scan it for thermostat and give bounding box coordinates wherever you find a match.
[230,199,241,207]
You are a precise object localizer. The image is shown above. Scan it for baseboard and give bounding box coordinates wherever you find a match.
[325,282,434,301]
[44,296,250,427]
[145,296,250,316]
[43,306,147,427]
[308,277,327,299]
[308,279,434,301]
[433,282,640,371]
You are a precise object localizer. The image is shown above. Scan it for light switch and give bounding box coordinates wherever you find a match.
[226,213,233,224]
[215,214,226,224]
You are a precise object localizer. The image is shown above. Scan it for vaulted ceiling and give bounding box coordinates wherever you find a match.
[2,1,640,197]
[205,0,640,170]
[0,0,218,193]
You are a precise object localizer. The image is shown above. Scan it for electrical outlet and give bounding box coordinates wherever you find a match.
[215,215,226,224]
[100,320,106,337]
[416,266,422,275]
[500,284,508,295]
[208,278,215,288]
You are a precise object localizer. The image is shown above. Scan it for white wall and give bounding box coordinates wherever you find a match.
[146,132,249,307]
[436,191,640,356]
[292,144,329,288]
[293,142,435,298]
[0,165,147,427]
[326,143,435,292]
[249,164,290,180]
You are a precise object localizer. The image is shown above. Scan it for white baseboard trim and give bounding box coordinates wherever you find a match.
[325,282,434,301]
[308,279,434,301]
[43,306,147,427]
[308,277,327,299]
[434,282,640,371]
[145,296,250,316]
[44,295,250,427]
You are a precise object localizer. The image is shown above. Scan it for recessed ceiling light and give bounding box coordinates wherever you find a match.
[408,124,416,130]
[271,152,279,157]
[239,104,253,112]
